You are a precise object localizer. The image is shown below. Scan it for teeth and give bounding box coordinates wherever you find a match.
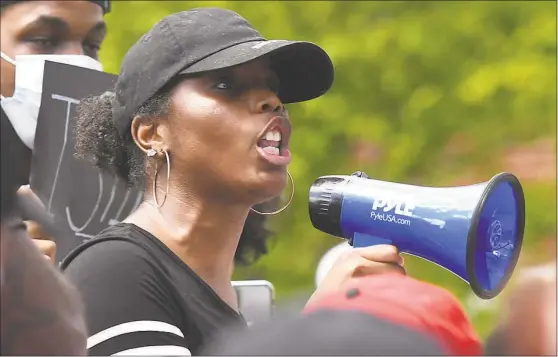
[262,146,280,155]
[264,130,282,142]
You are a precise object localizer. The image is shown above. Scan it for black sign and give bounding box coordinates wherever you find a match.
[30,61,143,262]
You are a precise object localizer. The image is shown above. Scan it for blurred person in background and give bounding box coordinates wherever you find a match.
[485,261,557,356]
[204,273,482,356]
[0,0,111,261]
[62,7,405,356]
[0,110,88,355]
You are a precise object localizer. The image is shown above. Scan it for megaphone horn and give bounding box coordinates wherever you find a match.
[308,172,526,299]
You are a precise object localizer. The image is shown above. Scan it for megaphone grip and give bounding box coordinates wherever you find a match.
[352,233,393,248]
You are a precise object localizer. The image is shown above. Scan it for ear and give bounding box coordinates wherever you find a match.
[130,116,169,155]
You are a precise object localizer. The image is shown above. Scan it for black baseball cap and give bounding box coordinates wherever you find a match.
[111,7,334,137]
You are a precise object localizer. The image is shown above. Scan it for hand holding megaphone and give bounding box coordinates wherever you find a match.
[307,244,405,306]
[308,171,526,299]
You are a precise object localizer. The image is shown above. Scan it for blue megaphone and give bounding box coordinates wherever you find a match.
[308,171,525,299]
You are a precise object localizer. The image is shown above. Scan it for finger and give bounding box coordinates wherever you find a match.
[354,258,407,277]
[24,220,52,241]
[17,185,45,209]
[17,184,32,196]
[33,239,56,261]
[352,244,403,265]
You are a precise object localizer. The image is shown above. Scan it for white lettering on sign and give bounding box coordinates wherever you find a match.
[48,94,143,240]
[371,197,415,217]
[48,94,80,213]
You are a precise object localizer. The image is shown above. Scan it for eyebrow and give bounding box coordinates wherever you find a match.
[20,15,106,37]
[20,15,69,32]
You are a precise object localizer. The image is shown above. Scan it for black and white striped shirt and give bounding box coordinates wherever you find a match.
[62,223,245,356]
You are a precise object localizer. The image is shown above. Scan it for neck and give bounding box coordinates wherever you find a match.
[127,187,250,309]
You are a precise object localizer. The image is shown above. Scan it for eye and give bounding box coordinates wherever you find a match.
[28,37,58,51]
[214,78,234,90]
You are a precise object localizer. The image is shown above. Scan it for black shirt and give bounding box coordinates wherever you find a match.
[62,223,246,356]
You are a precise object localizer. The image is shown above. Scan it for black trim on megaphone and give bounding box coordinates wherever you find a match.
[308,171,371,238]
[308,176,347,238]
[465,172,526,300]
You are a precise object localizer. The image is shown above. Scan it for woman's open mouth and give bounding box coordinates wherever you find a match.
[258,129,282,155]
[256,120,291,166]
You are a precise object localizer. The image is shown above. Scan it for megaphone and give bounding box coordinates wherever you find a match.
[308,171,525,299]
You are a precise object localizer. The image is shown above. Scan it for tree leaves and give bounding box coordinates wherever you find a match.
[100,1,556,335]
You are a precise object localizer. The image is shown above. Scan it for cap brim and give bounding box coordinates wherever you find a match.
[179,40,334,104]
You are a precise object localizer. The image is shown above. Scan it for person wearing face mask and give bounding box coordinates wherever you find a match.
[0,0,110,261]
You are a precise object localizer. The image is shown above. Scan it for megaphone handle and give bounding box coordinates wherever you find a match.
[352,232,393,248]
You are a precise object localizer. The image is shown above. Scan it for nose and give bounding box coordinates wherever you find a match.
[254,90,284,114]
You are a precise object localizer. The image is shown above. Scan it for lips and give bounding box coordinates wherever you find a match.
[256,116,292,166]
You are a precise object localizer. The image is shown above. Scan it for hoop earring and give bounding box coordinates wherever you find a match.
[250,171,295,216]
[147,148,170,208]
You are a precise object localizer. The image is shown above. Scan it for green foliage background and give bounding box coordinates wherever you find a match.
[100,1,557,337]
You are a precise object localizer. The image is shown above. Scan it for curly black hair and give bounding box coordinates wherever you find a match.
[74,88,275,265]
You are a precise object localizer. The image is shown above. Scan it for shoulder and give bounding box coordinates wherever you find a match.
[62,225,192,356]
[62,223,177,323]
[63,230,165,304]
[63,224,156,273]
[63,224,172,297]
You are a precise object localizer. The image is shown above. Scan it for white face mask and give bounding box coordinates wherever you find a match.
[0,52,103,150]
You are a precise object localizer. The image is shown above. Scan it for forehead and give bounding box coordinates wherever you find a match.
[1,1,103,33]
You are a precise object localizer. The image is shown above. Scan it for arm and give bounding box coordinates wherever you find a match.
[0,216,87,355]
[64,240,191,356]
